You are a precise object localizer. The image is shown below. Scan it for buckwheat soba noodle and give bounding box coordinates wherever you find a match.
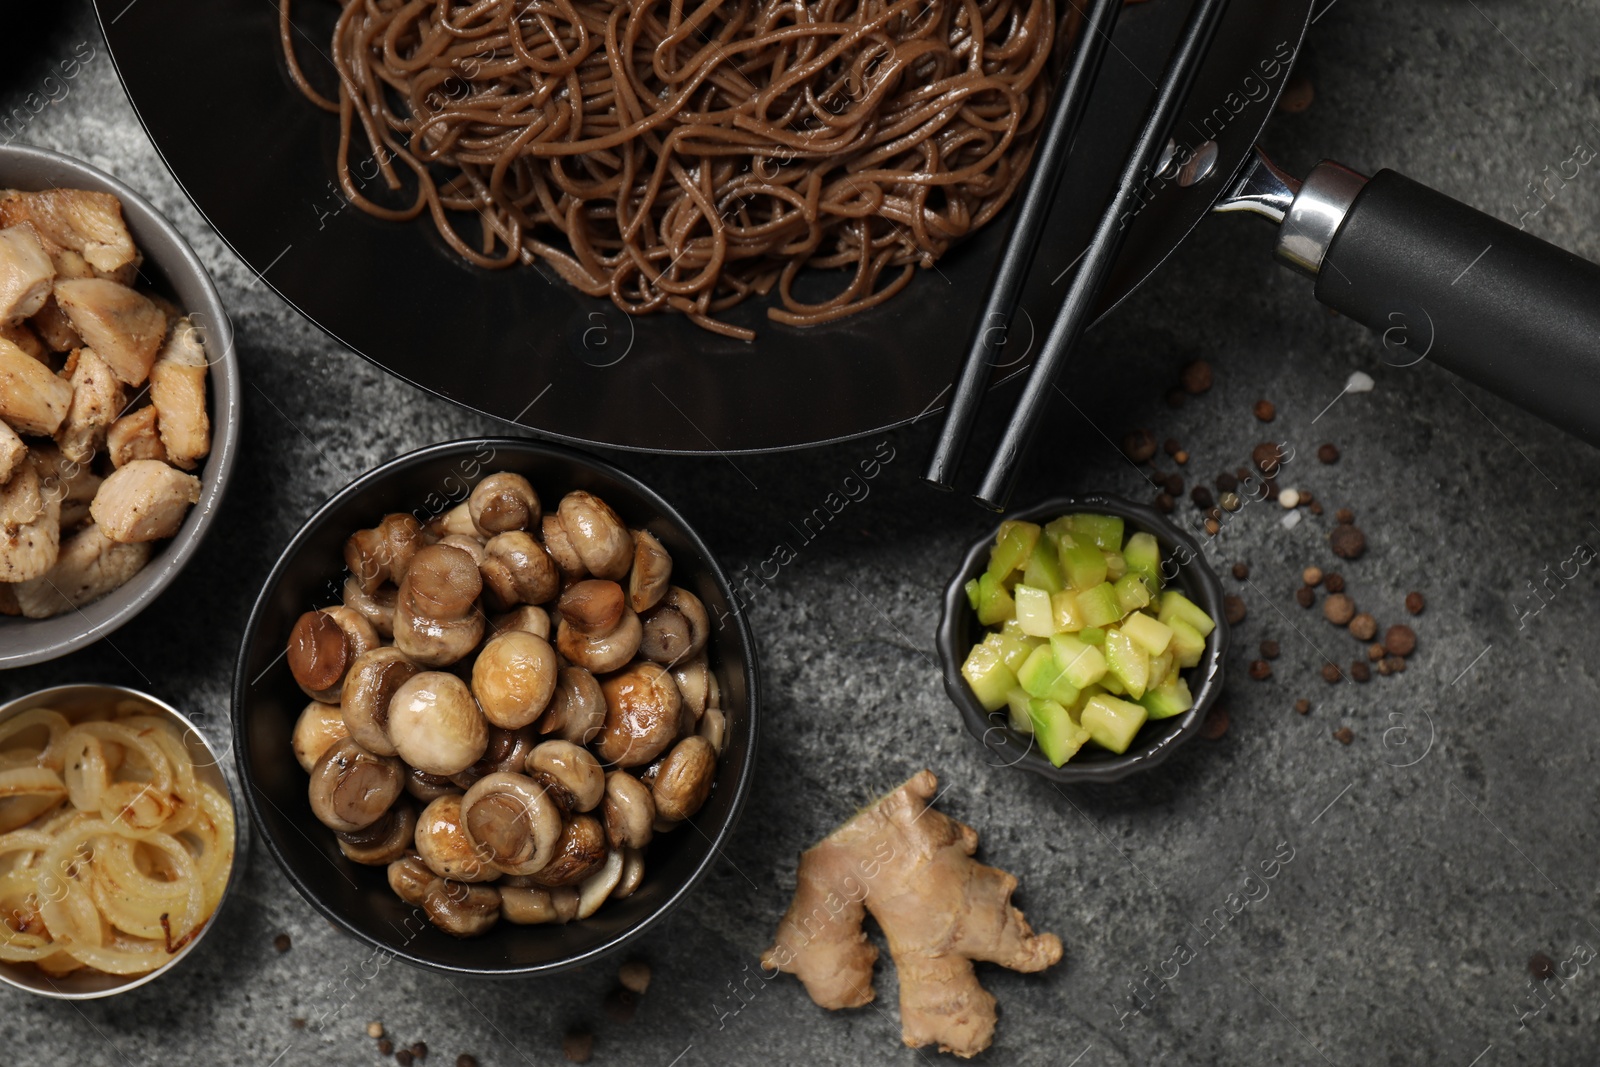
[280,0,1061,337]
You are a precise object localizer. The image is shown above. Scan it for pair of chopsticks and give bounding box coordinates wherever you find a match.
[924,0,1234,510]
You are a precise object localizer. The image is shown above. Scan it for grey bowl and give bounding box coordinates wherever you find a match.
[0,683,249,999]
[0,143,239,668]
[936,494,1229,784]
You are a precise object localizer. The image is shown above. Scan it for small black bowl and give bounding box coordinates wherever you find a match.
[233,438,759,976]
[937,494,1227,784]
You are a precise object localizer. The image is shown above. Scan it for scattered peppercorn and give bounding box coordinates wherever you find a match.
[1216,472,1238,494]
[1223,595,1247,625]
[1232,562,1250,580]
[1235,466,1252,481]
[1351,661,1372,682]
[368,1023,385,1040]
[1249,659,1272,680]
[1174,450,1189,465]
[1321,663,1342,683]
[1164,437,1181,457]
[1220,491,1242,512]
[1323,572,1345,594]
[1181,359,1213,394]
[1260,639,1280,659]
[411,1043,428,1060]
[1309,501,1324,516]
[1163,472,1184,496]
[1335,508,1354,525]
[1333,726,1354,745]
[1191,486,1215,510]
[1200,705,1230,740]
[1254,399,1276,422]
[1530,952,1557,981]
[396,1051,414,1067]
[1349,613,1377,641]
[1298,490,1315,505]
[1155,493,1175,513]
[1294,698,1311,715]
[1278,69,1315,113]
[1367,643,1385,661]
[379,1039,394,1056]
[1302,566,1323,586]
[273,933,291,953]
[1385,655,1407,673]
[457,1057,479,1067]
[1405,591,1425,615]
[1317,443,1340,464]
[1322,593,1355,626]
[1330,524,1367,559]
[1251,442,1283,474]
[1123,429,1158,463]
[604,987,638,1024]
[564,1030,595,1064]
[1295,586,1315,608]
[1207,506,1223,523]
[1384,625,1417,657]
[619,961,652,996]
[1376,659,1393,676]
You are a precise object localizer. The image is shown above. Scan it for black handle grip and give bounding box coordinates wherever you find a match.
[1315,169,1600,443]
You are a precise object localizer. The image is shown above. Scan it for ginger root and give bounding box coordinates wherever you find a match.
[761,769,1062,1058]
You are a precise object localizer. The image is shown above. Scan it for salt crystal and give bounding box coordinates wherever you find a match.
[1280,509,1303,530]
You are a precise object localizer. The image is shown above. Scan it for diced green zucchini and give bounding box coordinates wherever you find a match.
[1048,634,1107,689]
[1022,538,1065,593]
[1006,687,1033,734]
[962,641,1017,711]
[1069,512,1124,551]
[976,572,1015,626]
[1042,516,1074,552]
[1120,611,1173,655]
[964,578,980,611]
[1099,672,1126,695]
[1146,650,1175,688]
[987,520,1041,581]
[1059,538,1108,591]
[1123,531,1162,591]
[1013,583,1055,637]
[1075,582,1123,628]
[1017,644,1081,705]
[1158,590,1216,637]
[1078,626,1106,645]
[1050,590,1085,632]
[1104,551,1128,581]
[983,631,1038,673]
[1028,697,1092,766]
[1168,617,1206,668]
[1104,629,1150,699]
[1139,677,1193,720]
[1081,694,1149,754]
[1113,573,1151,613]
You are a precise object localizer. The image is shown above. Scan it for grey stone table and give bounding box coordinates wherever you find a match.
[6,2,1600,1064]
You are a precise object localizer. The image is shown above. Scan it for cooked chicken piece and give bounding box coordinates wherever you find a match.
[0,321,48,364]
[0,582,18,616]
[89,459,200,543]
[106,405,166,468]
[0,336,73,435]
[0,189,138,275]
[0,419,24,484]
[149,318,209,469]
[0,226,54,324]
[0,463,60,583]
[10,523,150,619]
[30,296,82,353]
[53,279,167,386]
[32,444,102,530]
[54,347,124,464]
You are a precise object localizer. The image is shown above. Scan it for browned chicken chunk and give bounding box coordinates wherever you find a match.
[0,189,139,275]
[0,462,61,583]
[105,405,166,468]
[0,321,48,364]
[0,226,54,324]
[0,336,73,435]
[149,317,209,469]
[53,279,167,386]
[32,444,102,531]
[55,347,124,464]
[10,523,151,619]
[30,296,81,352]
[89,458,201,543]
[0,420,24,484]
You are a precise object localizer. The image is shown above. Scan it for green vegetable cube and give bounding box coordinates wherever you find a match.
[1069,513,1124,551]
[1158,590,1216,637]
[1075,582,1123,628]
[983,631,1038,673]
[976,572,1015,626]
[1120,611,1173,655]
[1123,531,1162,590]
[1022,538,1065,593]
[962,641,1017,711]
[1104,551,1128,581]
[1113,573,1151,614]
[1050,590,1085,632]
[1104,629,1150,699]
[1099,672,1126,695]
[987,520,1040,580]
[1028,697,1092,766]
[1081,694,1149,754]
[1139,677,1193,720]
[1168,617,1206,668]
[1006,688,1033,734]
[1048,634,1107,689]
[1017,644,1081,706]
[1078,626,1106,645]
[1013,584,1055,637]
[1059,538,1108,590]
[964,578,980,611]
[1146,650,1176,687]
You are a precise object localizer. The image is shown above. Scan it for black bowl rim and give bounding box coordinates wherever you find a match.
[936,493,1228,784]
[231,436,761,976]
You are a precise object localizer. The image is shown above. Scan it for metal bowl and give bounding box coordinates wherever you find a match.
[0,144,240,668]
[232,437,760,977]
[936,494,1229,784]
[0,683,249,999]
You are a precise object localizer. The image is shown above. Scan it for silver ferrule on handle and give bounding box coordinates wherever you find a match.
[1218,148,1369,276]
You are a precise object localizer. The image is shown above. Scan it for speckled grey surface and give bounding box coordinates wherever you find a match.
[5,2,1600,1064]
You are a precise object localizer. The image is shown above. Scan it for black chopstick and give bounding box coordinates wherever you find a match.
[973,0,1233,510]
[923,0,1127,491]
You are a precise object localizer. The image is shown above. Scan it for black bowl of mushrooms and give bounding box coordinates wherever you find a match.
[233,438,759,976]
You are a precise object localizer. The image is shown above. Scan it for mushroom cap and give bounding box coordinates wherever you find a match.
[404,765,462,804]
[480,531,561,609]
[469,472,540,535]
[540,513,587,581]
[439,533,487,568]
[458,772,563,876]
[524,814,608,887]
[471,630,559,729]
[292,699,349,773]
[340,646,420,757]
[537,666,606,744]
[555,609,641,675]
[402,543,483,618]
[557,491,632,580]
[414,794,497,882]
[626,529,673,614]
[595,661,683,767]
[558,579,625,636]
[387,852,435,907]
[307,737,404,833]
[289,607,377,702]
[669,655,710,721]
[602,769,655,850]
[344,512,423,594]
[342,575,398,638]
[422,878,501,937]
[393,607,484,669]
[613,846,645,900]
[651,735,717,822]
[389,671,489,776]
[638,587,709,667]
[525,740,604,813]
[490,604,550,640]
[337,799,418,866]
[500,884,578,925]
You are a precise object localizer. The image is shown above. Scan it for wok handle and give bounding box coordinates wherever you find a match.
[1311,168,1600,444]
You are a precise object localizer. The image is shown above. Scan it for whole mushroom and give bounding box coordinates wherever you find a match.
[425,503,479,542]
[540,513,587,581]
[423,878,501,938]
[556,609,641,675]
[340,646,420,757]
[602,770,655,850]
[458,772,563,876]
[524,740,604,813]
[439,532,487,568]
[651,736,717,822]
[308,738,404,833]
[557,579,625,636]
[500,884,579,925]
[638,587,709,667]
[480,532,559,608]
[471,630,558,729]
[491,604,550,639]
[414,793,496,882]
[537,666,606,744]
[292,699,349,773]
[556,491,632,580]
[337,800,417,865]
[627,529,672,613]
[393,543,485,667]
[342,576,398,638]
[288,607,380,703]
[388,671,488,776]
[387,852,434,907]
[670,655,711,722]
[469,472,540,535]
[344,513,423,594]
[525,814,608,887]
[595,661,683,768]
